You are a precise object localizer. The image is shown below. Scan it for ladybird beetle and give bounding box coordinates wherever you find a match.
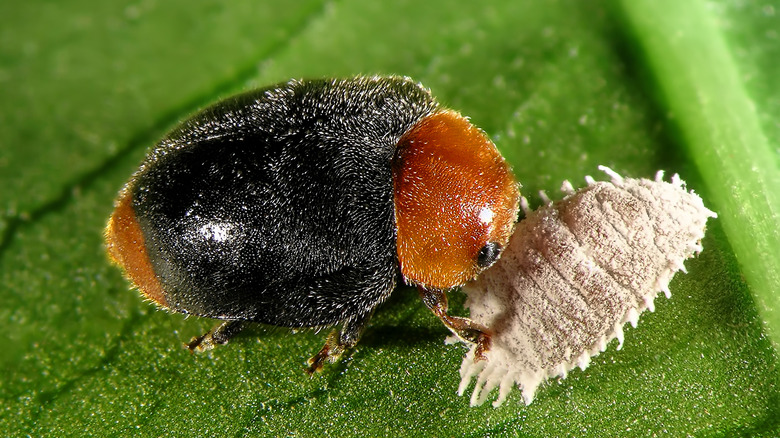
[105,75,520,373]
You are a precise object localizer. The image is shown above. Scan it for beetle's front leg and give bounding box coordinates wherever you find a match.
[418,287,491,361]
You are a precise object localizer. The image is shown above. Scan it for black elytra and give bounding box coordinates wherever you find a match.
[135,77,434,325]
[106,75,520,373]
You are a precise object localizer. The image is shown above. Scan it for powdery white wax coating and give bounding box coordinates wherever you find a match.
[458,167,716,407]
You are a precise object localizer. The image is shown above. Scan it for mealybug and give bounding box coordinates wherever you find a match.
[457,167,716,406]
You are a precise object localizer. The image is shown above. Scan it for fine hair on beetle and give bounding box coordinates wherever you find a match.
[105,75,521,373]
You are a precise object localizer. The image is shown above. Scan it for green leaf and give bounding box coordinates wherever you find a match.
[615,0,780,354]
[2,0,777,436]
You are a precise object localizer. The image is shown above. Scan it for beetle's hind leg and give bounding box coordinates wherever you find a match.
[418,287,492,361]
[306,314,370,375]
[187,320,247,352]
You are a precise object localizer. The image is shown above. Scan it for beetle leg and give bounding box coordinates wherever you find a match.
[418,286,491,361]
[306,314,370,375]
[186,320,247,352]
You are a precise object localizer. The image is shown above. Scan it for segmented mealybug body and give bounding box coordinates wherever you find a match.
[457,166,716,406]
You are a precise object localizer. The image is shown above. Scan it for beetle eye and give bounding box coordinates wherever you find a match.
[476,242,502,269]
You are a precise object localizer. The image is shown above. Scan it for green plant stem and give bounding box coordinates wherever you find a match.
[616,0,780,348]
